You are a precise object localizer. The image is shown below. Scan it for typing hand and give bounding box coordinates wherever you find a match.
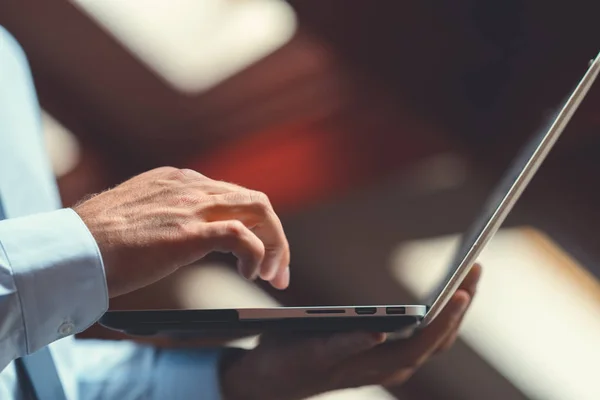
[74,167,290,297]
[220,265,481,400]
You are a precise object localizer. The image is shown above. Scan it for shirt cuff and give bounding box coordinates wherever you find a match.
[0,208,108,353]
[153,348,224,400]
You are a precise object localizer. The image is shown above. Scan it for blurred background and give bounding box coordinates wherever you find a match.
[2,0,600,398]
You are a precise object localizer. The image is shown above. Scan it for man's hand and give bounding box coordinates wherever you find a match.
[221,264,482,400]
[74,167,290,297]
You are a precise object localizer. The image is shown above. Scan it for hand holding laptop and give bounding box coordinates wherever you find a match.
[220,265,481,400]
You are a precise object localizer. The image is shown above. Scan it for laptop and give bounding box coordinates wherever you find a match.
[99,52,600,338]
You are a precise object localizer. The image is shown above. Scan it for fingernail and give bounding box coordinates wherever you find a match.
[272,266,290,290]
[281,266,290,287]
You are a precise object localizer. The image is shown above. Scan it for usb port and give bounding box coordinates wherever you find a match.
[386,307,406,315]
[355,307,377,315]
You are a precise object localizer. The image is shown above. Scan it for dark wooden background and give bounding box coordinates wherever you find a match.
[2,1,599,398]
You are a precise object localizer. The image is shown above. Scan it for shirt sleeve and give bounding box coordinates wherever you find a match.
[0,208,108,370]
[74,339,226,400]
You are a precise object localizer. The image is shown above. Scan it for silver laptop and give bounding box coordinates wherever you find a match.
[100,52,600,338]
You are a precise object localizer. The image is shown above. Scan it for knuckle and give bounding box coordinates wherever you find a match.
[165,167,204,181]
[247,190,271,210]
[180,168,204,179]
[176,220,199,238]
[224,220,247,238]
[156,166,180,176]
[221,192,247,205]
[167,167,187,180]
[255,242,266,259]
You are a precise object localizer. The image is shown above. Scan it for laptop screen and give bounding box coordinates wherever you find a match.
[427,105,561,305]
[423,53,600,323]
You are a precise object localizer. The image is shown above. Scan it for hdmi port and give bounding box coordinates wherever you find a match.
[355,307,377,315]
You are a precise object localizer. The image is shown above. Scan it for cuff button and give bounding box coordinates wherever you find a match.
[58,321,74,336]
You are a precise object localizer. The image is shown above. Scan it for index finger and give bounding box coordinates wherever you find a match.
[371,292,469,369]
[207,190,290,289]
[384,265,481,364]
[459,263,482,299]
[437,263,482,352]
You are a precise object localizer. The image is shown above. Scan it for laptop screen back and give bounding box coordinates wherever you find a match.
[422,53,600,324]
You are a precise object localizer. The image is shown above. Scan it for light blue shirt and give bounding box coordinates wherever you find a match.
[0,26,223,399]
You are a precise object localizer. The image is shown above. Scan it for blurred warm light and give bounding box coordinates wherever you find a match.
[175,264,281,310]
[42,111,81,178]
[174,264,277,350]
[392,227,600,400]
[71,0,297,93]
[308,387,395,400]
